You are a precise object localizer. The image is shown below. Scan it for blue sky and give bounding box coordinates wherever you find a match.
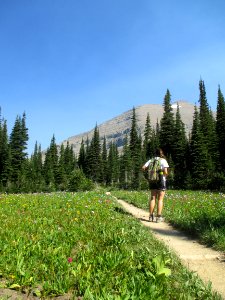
[1,0,225,155]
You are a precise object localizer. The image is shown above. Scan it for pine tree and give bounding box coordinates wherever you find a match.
[198,79,218,169]
[107,142,119,185]
[216,86,225,171]
[21,112,29,157]
[86,125,102,182]
[0,115,10,189]
[129,107,142,189]
[43,149,54,189]
[43,135,58,190]
[152,120,160,152]
[119,135,132,189]
[57,144,66,189]
[189,106,211,189]
[78,139,86,171]
[198,79,209,136]
[159,89,175,158]
[29,142,44,191]
[129,108,139,157]
[173,103,187,188]
[142,113,154,161]
[9,113,29,187]
[10,116,21,185]
[83,136,91,177]
[64,141,76,174]
[50,135,58,184]
[101,136,108,185]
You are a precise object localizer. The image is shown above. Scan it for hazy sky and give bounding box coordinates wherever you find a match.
[1,0,225,155]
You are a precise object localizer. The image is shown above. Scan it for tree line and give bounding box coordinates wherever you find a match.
[1,79,225,193]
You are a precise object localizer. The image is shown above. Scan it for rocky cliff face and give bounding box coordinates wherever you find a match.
[61,100,195,156]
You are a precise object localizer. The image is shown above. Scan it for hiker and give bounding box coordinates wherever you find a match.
[142,148,169,223]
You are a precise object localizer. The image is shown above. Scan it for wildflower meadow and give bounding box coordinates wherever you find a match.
[0,190,223,299]
[112,190,225,252]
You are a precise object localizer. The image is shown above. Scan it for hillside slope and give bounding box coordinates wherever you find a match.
[61,100,195,155]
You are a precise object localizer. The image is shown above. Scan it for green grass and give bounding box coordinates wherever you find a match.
[0,191,222,299]
[111,189,225,252]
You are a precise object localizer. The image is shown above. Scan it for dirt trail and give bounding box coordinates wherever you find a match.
[117,199,225,299]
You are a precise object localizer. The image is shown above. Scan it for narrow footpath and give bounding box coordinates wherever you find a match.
[117,199,225,299]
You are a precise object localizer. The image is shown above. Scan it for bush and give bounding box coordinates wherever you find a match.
[68,169,94,191]
[140,176,149,190]
[208,172,225,191]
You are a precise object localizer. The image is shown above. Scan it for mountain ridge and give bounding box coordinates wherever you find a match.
[61,100,196,155]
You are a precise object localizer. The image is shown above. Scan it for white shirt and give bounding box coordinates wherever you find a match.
[144,157,169,169]
[144,157,169,182]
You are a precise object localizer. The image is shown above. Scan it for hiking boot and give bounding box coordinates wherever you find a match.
[156,216,163,223]
[149,214,154,222]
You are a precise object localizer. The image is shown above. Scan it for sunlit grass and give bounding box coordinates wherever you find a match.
[0,191,222,299]
[112,189,225,251]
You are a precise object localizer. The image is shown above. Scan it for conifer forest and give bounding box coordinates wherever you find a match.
[1,79,225,193]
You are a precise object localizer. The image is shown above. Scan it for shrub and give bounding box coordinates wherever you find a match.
[208,172,225,191]
[68,169,94,191]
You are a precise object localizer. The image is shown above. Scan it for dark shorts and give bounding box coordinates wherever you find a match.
[149,180,166,191]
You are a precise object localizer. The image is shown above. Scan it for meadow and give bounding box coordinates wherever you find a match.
[0,190,223,299]
[111,190,225,252]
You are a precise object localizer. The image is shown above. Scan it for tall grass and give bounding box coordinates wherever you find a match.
[0,191,222,299]
[112,189,225,252]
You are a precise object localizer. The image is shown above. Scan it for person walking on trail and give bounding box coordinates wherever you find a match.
[142,148,169,223]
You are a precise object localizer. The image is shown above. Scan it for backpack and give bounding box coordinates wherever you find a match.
[147,158,163,182]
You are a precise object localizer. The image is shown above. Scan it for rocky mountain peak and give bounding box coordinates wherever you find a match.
[61,100,195,156]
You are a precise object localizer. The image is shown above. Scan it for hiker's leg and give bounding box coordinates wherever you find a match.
[149,189,157,214]
[157,190,165,216]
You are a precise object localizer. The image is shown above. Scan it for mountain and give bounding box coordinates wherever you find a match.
[61,100,196,156]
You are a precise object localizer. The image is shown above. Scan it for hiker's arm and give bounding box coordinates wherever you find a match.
[163,167,168,176]
[142,161,150,170]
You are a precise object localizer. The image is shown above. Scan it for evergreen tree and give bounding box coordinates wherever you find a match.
[21,112,29,157]
[57,144,67,189]
[154,119,160,148]
[129,108,139,157]
[107,142,119,185]
[101,136,108,185]
[129,107,142,189]
[150,120,160,154]
[216,86,225,171]
[189,106,211,189]
[0,116,10,189]
[78,139,86,171]
[159,90,175,158]
[86,125,102,182]
[198,79,209,136]
[198,79,218,169]
[43,149,54,189]
[29,142,44,191]
[9,113,29,188]
[142,113,154,161]
[64,141,76,174]
[83,136,91,177]
[173,103,187,188]
[119,135,132,189]
[49,135,59,184]
[43,135,58,190]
